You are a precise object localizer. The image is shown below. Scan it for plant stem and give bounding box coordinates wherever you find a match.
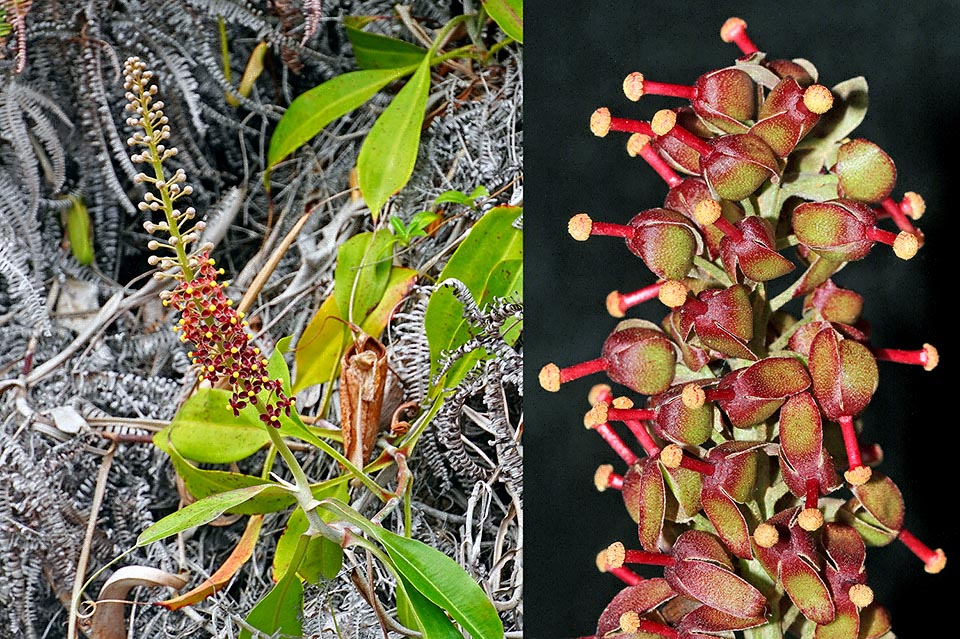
[264,424,344,544]
[138,97,193,281]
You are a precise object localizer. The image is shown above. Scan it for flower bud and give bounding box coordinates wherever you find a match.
[751,77,831,157]
[568,209,702,280]
[717,215,796,283]
[835,139,897,203]
[793,198,916,261]
[803,279,864,325]
[701,133,780,201]
[716,357,811,428]
[675,284,755,360]
[807,327,878,421]
[692,68,757,134]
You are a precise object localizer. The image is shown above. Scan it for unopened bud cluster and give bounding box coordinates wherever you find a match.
[124,57,292,427]
[541,19,944,639]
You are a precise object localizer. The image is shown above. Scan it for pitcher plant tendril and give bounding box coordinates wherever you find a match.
[540,18,946,639]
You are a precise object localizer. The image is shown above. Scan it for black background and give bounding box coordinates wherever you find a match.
[525,1,958,637]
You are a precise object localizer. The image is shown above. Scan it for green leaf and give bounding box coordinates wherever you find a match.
[167,388,269,464]
[425,206,523,391]
[811,76,868,144]
[295,266,416,391]
[789,77,868,174]
[65,195,94,265]
[481,0,523,43]
[345,23,428,70]
[395,573,464,639]
[273,489,346,583]
[369,527,503,639]
[292,295,351,391]
[240,562,304,639]
[389,215,412,242]
[137,484,272,546]
[163,342,304,465]
[154,432,297,514]
[435,186,490,207]
[268,67,416,169]
[409,211,442,233]
[778,172,841,203]
[357,55,432,219]
[334,230,395,324]
[273,521,335,584]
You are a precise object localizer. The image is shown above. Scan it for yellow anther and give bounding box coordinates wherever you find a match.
[205,331,213,339]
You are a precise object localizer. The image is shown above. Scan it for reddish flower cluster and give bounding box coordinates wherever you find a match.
[541,18,945,639]
[166,253,293,426]
[123,55,293,429]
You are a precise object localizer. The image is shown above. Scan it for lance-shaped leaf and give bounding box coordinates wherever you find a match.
[158,514,263,610]
[602,320,678,395]
[648,384,715,446]
[396,572,464,639]
[778,392,840,498]
[677,284,756,361]
[358,53,432,219]
[368,526,505,639]
[751,77,824,157]
[344,21,428,69]
[664,531,766,619]
[702,133,780,201]
[808,327,878,420]
[665,177,744,259]
[700,442,763,559]
[842,472,904,546]
[239,563,304,639]
[623,209,702,280]
[716,357,811,428]
[267,67,415,168]
[719,216,795,283]
[482,0,523,43]
[596,579,677,635]
[137,485,274,546]
[792,199,878,262]
[637,457,667,552]
[677,605,768,636]
[834,139,896,203]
